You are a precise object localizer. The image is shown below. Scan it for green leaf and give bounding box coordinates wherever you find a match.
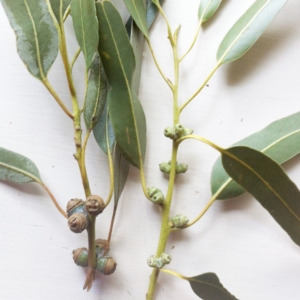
[211,112,300,200]
[93,101,115,154]
[49,0,72,25]
[146,0,164,28]
[124,0,148,38]
[113,144,130,207]
[216,0,287,64]
[222,146,300,246]
[198,0,222,24]
[1,0,59,80]
[0,147,41,184]
[189,273,238,300]
[71,0,99,69]
[96,0,146,168]
[84,54,108,131]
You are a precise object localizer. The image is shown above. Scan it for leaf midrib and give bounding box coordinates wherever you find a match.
[130,0,148,37]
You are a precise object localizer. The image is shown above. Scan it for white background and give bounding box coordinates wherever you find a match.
[1,0,300,299]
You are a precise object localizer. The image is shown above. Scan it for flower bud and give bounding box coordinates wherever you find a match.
[159,162,171,174]
[147,253,172,269]
[85,195,105,216]
[95,238,110,257]
[147,187,165,205]
[96,257,117,275]
[73,247,88,267]
[68,212,89,233]
[176,163,188,174]
[169,214,189,228]
[164,127,176,140]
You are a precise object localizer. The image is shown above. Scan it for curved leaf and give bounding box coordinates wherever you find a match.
[189,273,238,300]
[96,1,146,168]
[198,0,222,24]
[211,112,300,199]
[222,146,300,246]
[94,101,115,154]
[146,0,165,28]
[1,0,59,80]
[124,0,148,38]
[0,147,41,184]
[113,144,130,207]
[71,0,99,69]
[84,54,108,131]
[217,0,287,64]
[49,0,72,25]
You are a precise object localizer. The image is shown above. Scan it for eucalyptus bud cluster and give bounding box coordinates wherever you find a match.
[164,124,193,140]
[72,239,117,275]
[147,187,165,204]
[169,214,189,228]
[159,161,188,174]
[147,253,172,269]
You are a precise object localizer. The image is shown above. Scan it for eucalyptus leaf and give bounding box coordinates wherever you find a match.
[222,146,300,246]
[189,273,238,300]
[217,0,287,64]
[211,112,300,199]
[71,0,99,69]
[49,0,72,24]
[198,0,222,24]
[0,147,41,184]
[93,101,115,154]
[146,0,164,28]
[113,144,130,207]
[1,0,59,80]
[84,54,108,131]
[96,0,146,168]
[124,0,148,38]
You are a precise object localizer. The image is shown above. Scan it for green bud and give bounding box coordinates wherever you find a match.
[164,127,176,139]
[159,162,171,174]
[176,163,188,174]
[147,187,165,204]
[169,214,189,228]
[147,253,172,269]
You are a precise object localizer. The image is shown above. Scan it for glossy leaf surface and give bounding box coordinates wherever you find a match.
[94,101,115,154]
[189,273,238,300]
[113,144,130,207]
[0,147,41,183]
[1,0,59,80]
[211,112,300,199]
[96,1,146,168]
[124,0,148,38]
[222,146,300,246]
[49,0,72,24]
[71,0,99,69]
[84,54,108,131]
[217,0,287,64]
[198,0,222,24]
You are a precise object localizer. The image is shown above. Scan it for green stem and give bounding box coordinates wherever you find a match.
[146,27,180,300]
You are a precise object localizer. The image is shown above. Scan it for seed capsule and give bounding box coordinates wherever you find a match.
[68,212,89,233]
[176,163,188,174]
[96,257,117,275]
[85,195,105,216]
[147,187,165,205]
[66,198,84,216]
[95,238,110,257]
[147,253,172,269]
[73,247,88,267]
[169,214,189,228]
[159,162,171,174]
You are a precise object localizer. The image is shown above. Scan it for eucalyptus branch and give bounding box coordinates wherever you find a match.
[63,5,71,22]
[42,79,73,119]
[177,134,223,152]
[39,181,67,218]
[70,48,81,70]
[179,63,220,113]
[160,269,188,280]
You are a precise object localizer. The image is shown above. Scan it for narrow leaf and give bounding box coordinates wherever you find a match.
[71,0,99,69]
[146,0,165,28]
[222,146,300,246]
[1,0,59,80]
[0,147,41,184]
[113,144,130,207]
[124,0,149,38]
[84,54,108,131]
[211,112,300,199]
[198,0,222,24]
[49,0,72,24]
[93,101,115,154]
[189,273,238,300]
[96,1,146,168]
[217,0,287,64]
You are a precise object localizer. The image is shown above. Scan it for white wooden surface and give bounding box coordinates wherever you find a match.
[1,1,300,299]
